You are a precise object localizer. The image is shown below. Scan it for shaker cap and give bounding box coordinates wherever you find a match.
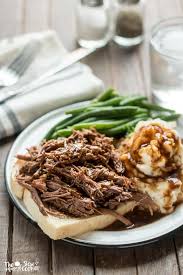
[118,0,140,4]
[81,0,104,7]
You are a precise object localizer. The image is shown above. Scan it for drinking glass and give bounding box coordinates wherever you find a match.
[150,17,183,113]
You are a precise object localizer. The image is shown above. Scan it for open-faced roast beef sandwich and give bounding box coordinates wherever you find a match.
[12,129,152,240]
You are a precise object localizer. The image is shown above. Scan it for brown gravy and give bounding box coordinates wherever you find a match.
[105,210,163,231]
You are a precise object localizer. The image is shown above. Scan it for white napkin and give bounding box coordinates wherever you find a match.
[0,30,103,140]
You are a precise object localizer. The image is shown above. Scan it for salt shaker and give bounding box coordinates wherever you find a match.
[75,0,113,48]
[113,0,144,48]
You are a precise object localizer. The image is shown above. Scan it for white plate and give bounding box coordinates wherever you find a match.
[5,102,183,247]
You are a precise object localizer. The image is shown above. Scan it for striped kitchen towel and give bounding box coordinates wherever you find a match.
[0,30,103,140]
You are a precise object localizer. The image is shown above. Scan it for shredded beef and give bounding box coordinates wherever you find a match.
[16,129,135,217]
[41,185,96,217]
[46,165,133,208]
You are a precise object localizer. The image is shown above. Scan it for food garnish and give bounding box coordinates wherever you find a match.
[45,89,179,140]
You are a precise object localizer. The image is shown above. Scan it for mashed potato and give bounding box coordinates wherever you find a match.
[135,177,182,214]
[121,119,183,178]
[119,119,183,214]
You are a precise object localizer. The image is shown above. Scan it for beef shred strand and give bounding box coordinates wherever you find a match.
[16,129,135,217]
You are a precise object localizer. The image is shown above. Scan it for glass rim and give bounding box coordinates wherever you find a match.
[150,16,183,62]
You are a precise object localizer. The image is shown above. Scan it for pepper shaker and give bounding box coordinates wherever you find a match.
[75,0,113,48]
[113,0,144,48]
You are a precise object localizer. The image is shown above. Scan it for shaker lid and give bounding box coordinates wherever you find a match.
[118,0,140,4]
[81,0,104,7]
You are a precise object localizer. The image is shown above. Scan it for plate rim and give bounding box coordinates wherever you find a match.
[4,102,183,248]
[4,163,183,248]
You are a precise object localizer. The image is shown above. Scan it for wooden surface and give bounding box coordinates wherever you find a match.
[0,0,183,274]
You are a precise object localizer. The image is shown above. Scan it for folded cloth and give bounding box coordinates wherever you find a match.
[0,30,103,140]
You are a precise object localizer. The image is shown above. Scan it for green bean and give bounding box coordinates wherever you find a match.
[51,115,146,138]
[53,107,97,132]
[45,109,97,139]
[65,105,89,115]
[92,106,147,117]
[76,119,130,129]
[92,96,123,107]
[77,119,128,130]
[45,88,180,140]
[120,96,147,106]
[52,118,131,138]
[135,112,149,118]
[139,101,175,112]
[52,128,72,138]
[134,107,149,115]
[104,117,148,136]
[57,106,140,130]
[66,96,123,116]
[78,117,97,123]
[93,88,117,102]
[65,89,119,116]
[55,117,97,131]
[152,113,180,121]
[45,116,71,140]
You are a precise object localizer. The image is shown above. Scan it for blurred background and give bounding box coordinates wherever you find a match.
[0,0,181,96]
